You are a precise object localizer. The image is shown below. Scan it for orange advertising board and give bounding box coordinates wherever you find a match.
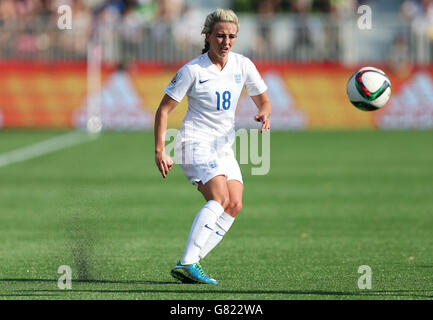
[0,62,432,130]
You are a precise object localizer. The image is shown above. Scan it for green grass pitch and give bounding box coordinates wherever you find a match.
[0,130,432,300]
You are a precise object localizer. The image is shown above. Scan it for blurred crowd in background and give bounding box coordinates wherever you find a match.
[1,0,433,67]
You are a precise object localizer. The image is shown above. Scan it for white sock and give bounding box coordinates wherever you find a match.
[199,212,235,260]
[181,200,224,265]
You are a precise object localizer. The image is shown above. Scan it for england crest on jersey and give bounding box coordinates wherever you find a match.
[208,160,218,169]
[234,74,242,84]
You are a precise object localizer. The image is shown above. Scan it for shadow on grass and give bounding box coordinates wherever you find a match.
[1,279,432,298]
[0,278,177,285]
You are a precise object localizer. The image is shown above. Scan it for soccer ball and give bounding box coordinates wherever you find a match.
[347,67,391,111]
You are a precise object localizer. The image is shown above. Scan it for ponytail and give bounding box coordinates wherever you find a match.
[202,41,210,54]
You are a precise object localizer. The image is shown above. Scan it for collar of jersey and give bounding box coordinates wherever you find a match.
[205,51,232,74]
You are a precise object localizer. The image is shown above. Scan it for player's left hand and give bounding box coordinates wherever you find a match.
[254,113,271,133]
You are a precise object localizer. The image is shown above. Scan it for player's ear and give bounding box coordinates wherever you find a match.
[205,32,211,42]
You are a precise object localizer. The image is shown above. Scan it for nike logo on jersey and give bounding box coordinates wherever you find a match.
[216,231,224,237]
[199,79,210,84]
[204,224,214,231]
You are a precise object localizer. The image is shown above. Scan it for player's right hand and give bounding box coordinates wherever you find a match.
[155,152,174,179]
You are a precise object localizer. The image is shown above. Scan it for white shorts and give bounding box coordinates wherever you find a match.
[175,140,243,188]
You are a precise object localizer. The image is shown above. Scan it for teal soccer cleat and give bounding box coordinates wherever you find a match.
[170,261,219,285]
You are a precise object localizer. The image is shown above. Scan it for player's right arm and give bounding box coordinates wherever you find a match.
[155,65,194,178]
[154,94,178,179]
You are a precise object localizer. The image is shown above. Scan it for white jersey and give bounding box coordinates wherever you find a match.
[164,51,267,146]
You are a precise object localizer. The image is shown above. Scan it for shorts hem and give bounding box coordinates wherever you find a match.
[190,172,228,188]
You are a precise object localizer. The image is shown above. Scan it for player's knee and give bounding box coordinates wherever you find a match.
[213,195,230,210]
[221,195,231,210]
[228,200,242,215]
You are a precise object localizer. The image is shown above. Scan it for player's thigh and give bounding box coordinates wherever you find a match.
[197,175,230,209]
[226,180,243,217]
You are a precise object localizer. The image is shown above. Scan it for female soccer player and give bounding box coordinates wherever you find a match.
[154,8,271,284]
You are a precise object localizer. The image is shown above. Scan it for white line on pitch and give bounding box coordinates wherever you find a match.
[0,131,98,168]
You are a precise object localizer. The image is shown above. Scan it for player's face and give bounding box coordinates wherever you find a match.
[206,22,238,59]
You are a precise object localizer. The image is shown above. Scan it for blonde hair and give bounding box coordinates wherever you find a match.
[201,9,240,54]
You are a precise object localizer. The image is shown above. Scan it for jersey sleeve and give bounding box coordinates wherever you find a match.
[244,58,267,96]
[163,65,195,103]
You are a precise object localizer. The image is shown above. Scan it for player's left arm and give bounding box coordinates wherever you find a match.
[251,92,272,133]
